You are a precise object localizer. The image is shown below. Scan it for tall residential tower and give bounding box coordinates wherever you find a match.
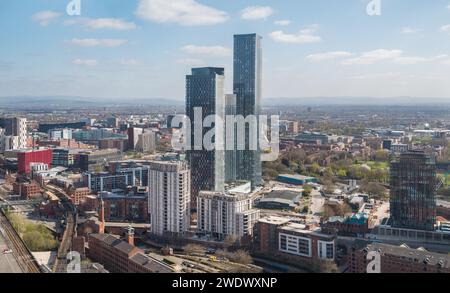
[233,34,262,188]
[186,67,226,209]
[390,150,437,231]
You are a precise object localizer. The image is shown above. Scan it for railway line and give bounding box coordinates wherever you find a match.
[46,185,77,273]
[0,209,41,273]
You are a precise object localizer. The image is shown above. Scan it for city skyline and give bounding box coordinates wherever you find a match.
[1,0,450,100]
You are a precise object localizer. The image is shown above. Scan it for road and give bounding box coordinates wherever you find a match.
[0,231,21,273]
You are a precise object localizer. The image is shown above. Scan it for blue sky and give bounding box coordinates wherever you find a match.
[1,0,450,100]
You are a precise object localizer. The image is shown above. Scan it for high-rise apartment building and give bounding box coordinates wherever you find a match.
[233,34,262,188]
[197,188,260,240]
[225,94,237,182]
[148,161,191,237]
[390,150,437,231]
[0,117,27,150]
[186,67,226,209]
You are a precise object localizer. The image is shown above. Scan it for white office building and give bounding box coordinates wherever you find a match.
[48,128,72,140]
[148,161,191,237]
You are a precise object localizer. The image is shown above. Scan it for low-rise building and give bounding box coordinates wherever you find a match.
[253,216,336,265]
[88,232,173,273]
[348,241,450,273]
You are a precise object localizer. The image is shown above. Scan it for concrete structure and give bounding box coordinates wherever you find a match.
[84,165,149,193]
[197,188,260,240]
[0,117,27,150]
[148,161,191,237]
[135,130,156,153]
[78,149,122,172]
[48,128,72,140]
[127,127,143,150]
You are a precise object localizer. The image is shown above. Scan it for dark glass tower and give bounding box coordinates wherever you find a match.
[233,33,262,188]
[390,150,437,231]
[186,67,225,209]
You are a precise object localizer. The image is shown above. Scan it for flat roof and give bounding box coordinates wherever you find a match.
[258,216,292,225]
[278,174,316,180]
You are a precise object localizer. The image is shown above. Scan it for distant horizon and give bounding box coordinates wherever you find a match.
[2,1,450,99]
[0,95,449,107]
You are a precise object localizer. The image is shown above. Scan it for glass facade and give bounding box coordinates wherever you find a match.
[233,34,262,188]
[186,67,225,209]
[390,151,437,231]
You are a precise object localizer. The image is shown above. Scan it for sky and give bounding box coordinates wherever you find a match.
[1,0,450,101]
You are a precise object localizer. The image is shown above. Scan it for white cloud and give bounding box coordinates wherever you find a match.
[120,59,142,66]
[68,38,128,47]
[440,24,450,32]
[342,50,447,65]
[181,45,231,57]
[32,11,61,26]
[306,51,353,61]
[240,6,274,20]
[64,18,136,30]
[176,58,206,66]
[447,4,450,10]
[342,49,403,65]
[269,26,321,44]
[135,0,228,26]
[401,27,421,34]
[72,59,98,67]
[274,20,291,26]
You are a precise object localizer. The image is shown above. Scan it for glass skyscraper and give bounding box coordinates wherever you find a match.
[390,150,437,231]
[186,67,225,209]
[233,34,262,188]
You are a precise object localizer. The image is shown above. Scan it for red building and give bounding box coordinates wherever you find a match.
[17,149,53,174]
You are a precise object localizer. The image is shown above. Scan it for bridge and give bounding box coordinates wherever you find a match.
[0,199,42,208]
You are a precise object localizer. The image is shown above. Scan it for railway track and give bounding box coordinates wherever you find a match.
[46,185,77,273]
[0,210,41,273]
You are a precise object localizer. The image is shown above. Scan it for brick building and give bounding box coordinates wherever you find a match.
[348,241,450,273]
[253,216,336,266]
[100,188,149,222]
[13,181,41,199]
[67,186,91,206]
[88,232,173,273]
[322,213,370,237]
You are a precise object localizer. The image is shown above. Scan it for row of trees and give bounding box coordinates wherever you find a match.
[5,211,58,251]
